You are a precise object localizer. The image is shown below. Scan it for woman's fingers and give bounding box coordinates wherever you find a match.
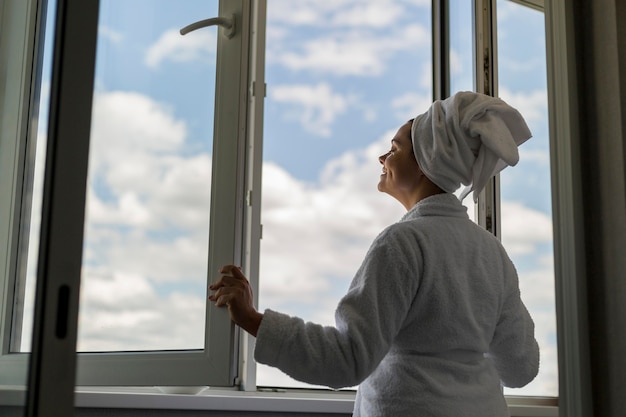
[210,287,235,307]
[219,264,246,280]
[209,265,245,291]
[209,284,246,306]
[209,265,251,307]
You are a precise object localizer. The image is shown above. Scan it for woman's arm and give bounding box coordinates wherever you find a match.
[208,227,421,388]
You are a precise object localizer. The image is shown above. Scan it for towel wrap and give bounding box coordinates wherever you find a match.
[411,91,532,202]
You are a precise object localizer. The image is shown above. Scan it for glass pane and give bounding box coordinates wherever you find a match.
[497,0,558,397]
[448,0,477,218]
[449,0,474,94]
[77,0,218,352]
[258,0,432,388]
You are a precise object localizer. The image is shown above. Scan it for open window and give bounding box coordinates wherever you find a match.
[253,0,558,402]
[1,0,255,389]
[2,0,566,415]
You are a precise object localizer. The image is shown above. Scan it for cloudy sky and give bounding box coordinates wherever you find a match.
[23,0,556,398]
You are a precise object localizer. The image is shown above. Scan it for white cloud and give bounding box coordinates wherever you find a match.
[77,267,205,351]
[519,148,550,166]
[274,24,430,77]
[275,34,384,76]
[498,87,548,124]
[98,26,123,43]
[267,0,429,28]
[506,254,558,397]
[330,1,405,28]
[258,132,407,310]
[270,82,352,136]
[74,90,213,350]
[500,201,553,255]
[91,91,186,158]
[84,91,213,281]
[391,91,433,121]
[266,0,431,77]
[399,0,431,7]
[89,91,196,208]
[267,0,362,27]
[267,0,333,26]
[145,28,216,69]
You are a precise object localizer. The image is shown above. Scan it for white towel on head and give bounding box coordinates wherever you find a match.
[411,91,532,202]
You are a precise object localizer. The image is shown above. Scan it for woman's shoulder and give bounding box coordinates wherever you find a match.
[369,220,424,255]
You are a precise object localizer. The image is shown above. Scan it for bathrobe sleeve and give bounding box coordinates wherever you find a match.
[254,225,421,389]
[488,253,540,387]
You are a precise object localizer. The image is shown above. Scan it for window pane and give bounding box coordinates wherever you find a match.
[76,0,218,352]
[258,0,432,388]
[497,0,558,397]
[449,0,474,94]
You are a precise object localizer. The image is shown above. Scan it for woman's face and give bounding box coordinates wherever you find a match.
[377,121,421,202]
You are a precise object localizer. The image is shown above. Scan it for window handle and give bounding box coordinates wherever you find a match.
[180,14,236,39]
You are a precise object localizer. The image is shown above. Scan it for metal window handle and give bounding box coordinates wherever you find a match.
[180,14,236,39]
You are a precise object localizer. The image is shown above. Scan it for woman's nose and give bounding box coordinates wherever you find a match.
[378,153,388,164]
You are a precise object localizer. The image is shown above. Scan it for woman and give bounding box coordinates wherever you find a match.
[209,91,540,416]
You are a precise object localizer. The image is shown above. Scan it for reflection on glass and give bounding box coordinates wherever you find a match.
[258,1,432,387]
[77,0,218,352]
[497,0,558,397]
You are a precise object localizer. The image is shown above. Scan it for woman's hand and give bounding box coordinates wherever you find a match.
[208,265,263,337]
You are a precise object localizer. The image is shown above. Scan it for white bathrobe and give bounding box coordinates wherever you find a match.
[254,193,539,416]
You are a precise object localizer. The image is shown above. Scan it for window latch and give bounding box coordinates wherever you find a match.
[180,13,236,39]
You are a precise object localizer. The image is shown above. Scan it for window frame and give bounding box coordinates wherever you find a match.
[0,0,595,414]
[0,0,47,387]
[72,0,251,387]
[544,0,593,415]
[0,0,253,389]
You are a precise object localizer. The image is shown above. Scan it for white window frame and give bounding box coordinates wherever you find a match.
[0,0,48,387]
[0,0,596,415]
[74,0,251,387]
[0,0,253,389]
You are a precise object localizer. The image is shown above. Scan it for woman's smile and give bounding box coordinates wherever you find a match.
[377,121,420,198]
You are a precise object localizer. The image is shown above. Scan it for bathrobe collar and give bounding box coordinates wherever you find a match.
[400,192,469,222]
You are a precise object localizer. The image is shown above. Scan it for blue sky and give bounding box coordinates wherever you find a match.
[24,0,556,397]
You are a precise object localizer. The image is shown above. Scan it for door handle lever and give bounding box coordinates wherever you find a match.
[180,14,236,39]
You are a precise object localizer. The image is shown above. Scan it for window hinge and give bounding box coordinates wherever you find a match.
[246,190,253,206]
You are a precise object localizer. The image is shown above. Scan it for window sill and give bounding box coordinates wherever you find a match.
[1,386,558,416]
[75,387,356,414]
